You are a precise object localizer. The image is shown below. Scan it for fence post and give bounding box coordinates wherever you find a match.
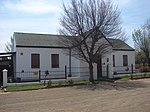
[107,64,109,78]
[39,70,41,82]
[3,69,8,87]
[69,48,72,77]
[65,66,67,79]
[131,64,133,80]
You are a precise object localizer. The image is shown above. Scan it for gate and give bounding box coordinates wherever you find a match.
[0,65,10,86]
[0,52,15,86]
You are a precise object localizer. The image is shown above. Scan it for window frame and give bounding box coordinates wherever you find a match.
[113,55,115,67]
[123,55,128,66]
[51,54,59,68]
[31,54,40,68]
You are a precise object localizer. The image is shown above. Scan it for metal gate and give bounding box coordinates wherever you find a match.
[0,52,15,86]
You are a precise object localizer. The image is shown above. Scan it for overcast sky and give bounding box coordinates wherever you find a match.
[0,0,150,52]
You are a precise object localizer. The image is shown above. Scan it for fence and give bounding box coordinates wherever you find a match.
[112,64,150,79]
[40,70,66,80]
[11,70,66,83]
[113,65,134,75]
[102,65,109,78]
[67,67,89,78]
[9,66,89,83]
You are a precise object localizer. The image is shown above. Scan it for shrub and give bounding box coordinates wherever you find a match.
[58,81,63,86]
[144,72,147,77]
[125,67,129,71]
[47,80,52,87]
[113,71,117,75]
[135,64,150,72]
[68,79,74,86]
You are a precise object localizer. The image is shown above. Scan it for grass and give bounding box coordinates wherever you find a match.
[5,79,107,92]
[4,77,135,92]
[114,76,131,81]
[114,73,150,81]
[7,84,46,92]
[5,80,88,92]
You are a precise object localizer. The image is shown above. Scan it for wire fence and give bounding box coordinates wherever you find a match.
[67,67,89,78]
[10,66,89,83]
[112,64,150,79]
[113,66,134,75]
[12,71,40,82]
[40,70,66,80]
[9,64,150,83]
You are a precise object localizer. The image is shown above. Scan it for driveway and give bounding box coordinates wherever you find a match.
[1,79,150,112]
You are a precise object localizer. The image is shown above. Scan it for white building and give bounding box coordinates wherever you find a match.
[11,32,135,81]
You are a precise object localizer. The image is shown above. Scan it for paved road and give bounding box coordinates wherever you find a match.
[1,79,150,112]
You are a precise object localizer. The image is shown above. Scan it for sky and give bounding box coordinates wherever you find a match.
[0,0,150,52]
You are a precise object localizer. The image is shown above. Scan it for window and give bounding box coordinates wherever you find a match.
[51,54,59,68]
[113,55,115,67]
[31,54,40,68]
[123,55,128,66]
[107,58,109,62]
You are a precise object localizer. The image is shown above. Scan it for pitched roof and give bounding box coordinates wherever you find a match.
[14,32,134,51]
[14,32,66,48]
[108,38,134,51]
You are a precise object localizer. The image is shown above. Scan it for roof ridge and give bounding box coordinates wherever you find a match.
[14,32,74,37]
[14,32,59,36]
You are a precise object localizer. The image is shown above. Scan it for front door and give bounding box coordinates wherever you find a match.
[97,57,102,79]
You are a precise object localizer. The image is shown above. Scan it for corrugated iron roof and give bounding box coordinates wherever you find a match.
[14,32,134,51]
[108,38,134,51]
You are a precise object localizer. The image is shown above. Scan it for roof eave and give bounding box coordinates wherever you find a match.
[113,48,135,51]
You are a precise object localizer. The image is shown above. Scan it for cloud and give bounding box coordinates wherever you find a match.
[3,0,61,15]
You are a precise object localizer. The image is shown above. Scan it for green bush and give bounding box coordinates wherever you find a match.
[58,81,63,86]
[47,80,52,87]
[68,79,74,85]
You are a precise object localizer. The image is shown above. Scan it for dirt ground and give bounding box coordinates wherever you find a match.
[1,79,150,112]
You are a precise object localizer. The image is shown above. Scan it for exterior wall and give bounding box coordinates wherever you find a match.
[112,50,135,76]
[80,61,97,80]
[15,47,135,80]
[79,50,135,79]
[15,47,80,78]
[101,53,113,78]
[99,50,135,78]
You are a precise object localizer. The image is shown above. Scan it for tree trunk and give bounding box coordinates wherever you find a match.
[97,57,102,79]
[145,52,150,70]
[89,62,94,83]
[148,58,150,70]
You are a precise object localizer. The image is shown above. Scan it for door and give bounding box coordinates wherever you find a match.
[97,57,102,79]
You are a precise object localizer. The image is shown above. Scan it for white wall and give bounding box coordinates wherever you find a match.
[80,61,97,80]
[98,52,113,78]
[96,50,135,78]
[15,47,135,79]
[112,50,135,75]
[16,47,80,75]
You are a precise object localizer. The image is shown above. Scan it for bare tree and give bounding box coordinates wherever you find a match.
[5,36,14,52]
[132,19,150,68]
[59,0,124,82]
[135,51,147,65]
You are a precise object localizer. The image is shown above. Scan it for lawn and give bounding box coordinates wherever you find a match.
[6,84,46,91]
[6,80,89,92]
[5,79,109,92]
[5,76,141,92]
